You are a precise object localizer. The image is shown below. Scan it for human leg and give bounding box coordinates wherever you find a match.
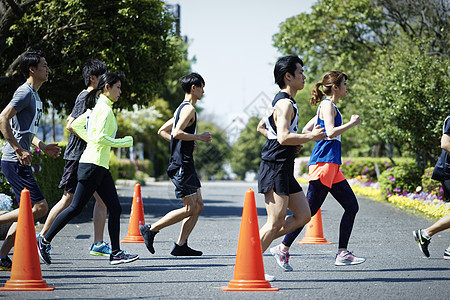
[414,214,450,258]
[329,180,364,266]
[259,190,289,253]
[40,191,73,236]
[176,189,204,245]
[282,180,329,248]
[95,171,138,265]
[92,192,107,243]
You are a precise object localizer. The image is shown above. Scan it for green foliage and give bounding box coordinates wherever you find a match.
[117,159,153,180]
[194,121,229,179]
[273,0,450,164]
[230,117,267,179]
[33,146,66,206]
[340,157,414,181]
[361,37,450,166]
[379,164,423,199]
[0,0,185,113]
[116,97,172,177]
[109,151,119,183]
[421,167,443,198]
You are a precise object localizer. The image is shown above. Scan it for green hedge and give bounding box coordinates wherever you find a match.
[379,163,423,199]
[421,167,443,199]
[340,157,415,181]
[117,158,153,180]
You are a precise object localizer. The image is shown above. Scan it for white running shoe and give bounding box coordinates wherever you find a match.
[270,245,293,272]
[264,273,276,282]
[335,250,365,266]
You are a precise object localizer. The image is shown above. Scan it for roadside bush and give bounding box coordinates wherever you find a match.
[421,167,443,199]
[340,157,415,181]
[379,164,423,199]
[117,158,153,180]
[109,151,119,183]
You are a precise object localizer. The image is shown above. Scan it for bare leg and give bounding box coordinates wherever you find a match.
[0,223,16,257]
[40,191,73,236]
[92,192,107,243]
[0,199,48,257]
[176,189,204,245]
[260,190,310,253]
[425,215,450,237]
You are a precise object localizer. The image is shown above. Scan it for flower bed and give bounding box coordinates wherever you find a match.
[298,175,450,220]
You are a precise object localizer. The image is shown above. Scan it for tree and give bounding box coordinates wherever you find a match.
[230,117,267,179]
[273,0,449,163]
[362,37,450,166]
[116,98,173,177]
[0,0,184,113]
[194,121,229,179]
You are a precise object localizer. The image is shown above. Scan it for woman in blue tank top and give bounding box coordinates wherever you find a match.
[270,71,366,271]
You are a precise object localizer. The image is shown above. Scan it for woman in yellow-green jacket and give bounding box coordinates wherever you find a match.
[37,73,139,265]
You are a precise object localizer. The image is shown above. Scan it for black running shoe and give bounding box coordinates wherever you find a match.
[109,250,139,265]
[413,229,431,257]
[37,234,52,265]
[139,224,157,254]
[0,256,12,271]
[170,242,202,256]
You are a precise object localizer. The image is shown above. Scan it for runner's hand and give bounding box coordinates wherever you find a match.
[311,125,325,141]
[16,148,33,165]
[198,132,212,142]
[43,143,62,159]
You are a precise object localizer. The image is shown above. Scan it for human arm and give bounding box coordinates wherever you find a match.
[172,105,212,143]
[70,111,89,142]
[0,104,34,165]
[158,118,174,142]
[301,116,317,134]
[441,134,450,154]
[32,136,61,159]
[275,99,324,145]
[321,101,360,138]
[257,118,268,138]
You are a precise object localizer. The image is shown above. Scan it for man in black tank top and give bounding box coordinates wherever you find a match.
[140,73,212,256]
[256,56,324,275]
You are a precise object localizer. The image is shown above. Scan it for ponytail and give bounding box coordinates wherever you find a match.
[310,82,324,106]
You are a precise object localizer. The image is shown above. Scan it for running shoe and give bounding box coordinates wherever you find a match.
[270,245,293,272]
[413,229,431,257]
[139,224,157,254]
[90,241,112,256]
[37,234,52,265]
[444,246,450,260]
[335,250,365,266]
[264,273,276,282]
[170,242,202,256]
[0,256,12,271]
[109,250,139,265]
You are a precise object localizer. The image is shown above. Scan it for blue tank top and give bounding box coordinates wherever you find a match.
[167,102,197,177]
[260,92,298,162]
[309,99,342,165]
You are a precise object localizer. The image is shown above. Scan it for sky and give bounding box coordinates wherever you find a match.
[164,0,316,141]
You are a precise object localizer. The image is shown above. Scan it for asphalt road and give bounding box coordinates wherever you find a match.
[0,180,449,299]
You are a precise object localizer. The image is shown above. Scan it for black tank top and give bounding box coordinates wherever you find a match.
[167,102,197,178]
[260,92,298,163]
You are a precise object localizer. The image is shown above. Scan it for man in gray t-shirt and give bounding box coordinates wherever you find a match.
[0,50,61,270]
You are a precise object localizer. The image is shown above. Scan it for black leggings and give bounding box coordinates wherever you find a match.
[44,165,122,252]
[282,179,359,249]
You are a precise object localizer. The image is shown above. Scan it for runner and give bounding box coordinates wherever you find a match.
[257,56,325,280]
[37,59,111,257]
[271,70,364,271]
[37,73,139,265]
[140,72,211,256]
[0,50,61,270]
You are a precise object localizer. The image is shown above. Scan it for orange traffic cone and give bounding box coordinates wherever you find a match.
[121,183,145,243]
[298,208,331,244]
[222,189,278,291]
[0,188,54,291]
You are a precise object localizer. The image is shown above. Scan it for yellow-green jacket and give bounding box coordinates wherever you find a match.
[72,94,133,169]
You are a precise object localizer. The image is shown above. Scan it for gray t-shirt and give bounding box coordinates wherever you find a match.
[1,82,43,162]
[63,90,89,161]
